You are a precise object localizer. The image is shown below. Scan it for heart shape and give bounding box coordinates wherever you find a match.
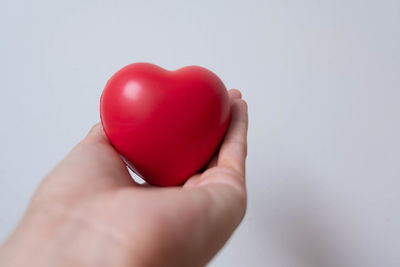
[100,63,231,186]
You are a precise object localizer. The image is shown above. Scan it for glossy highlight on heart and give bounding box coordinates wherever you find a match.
[100,63,231,186]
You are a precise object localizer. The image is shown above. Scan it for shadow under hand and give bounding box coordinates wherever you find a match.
[248,168,353,267]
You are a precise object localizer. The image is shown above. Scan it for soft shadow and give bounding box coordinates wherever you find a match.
[248,168,352,267]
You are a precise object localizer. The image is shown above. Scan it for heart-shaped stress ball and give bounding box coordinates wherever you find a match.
[100,63,231,186]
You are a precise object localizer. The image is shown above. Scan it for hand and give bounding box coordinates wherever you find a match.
[0,89,248,267]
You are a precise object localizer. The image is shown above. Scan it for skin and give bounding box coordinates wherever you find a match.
[0,89,248,267]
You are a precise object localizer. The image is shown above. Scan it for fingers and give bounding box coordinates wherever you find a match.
[218,97,248,177]
[183,94,249,254]
[201,89,243,171]
[228,88,242,101]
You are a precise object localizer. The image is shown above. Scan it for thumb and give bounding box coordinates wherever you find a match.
[82,123,111,145]
[34,124,136,204]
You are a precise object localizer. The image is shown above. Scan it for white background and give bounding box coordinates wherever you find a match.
[1,0,399,266]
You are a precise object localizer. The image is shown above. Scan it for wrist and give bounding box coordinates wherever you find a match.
[0,203,138,267]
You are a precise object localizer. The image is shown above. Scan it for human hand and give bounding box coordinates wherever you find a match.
[0,89,248,267]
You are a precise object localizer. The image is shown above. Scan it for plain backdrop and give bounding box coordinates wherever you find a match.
[1,0,399,266]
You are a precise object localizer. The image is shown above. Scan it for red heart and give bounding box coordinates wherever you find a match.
[100,63,231,186]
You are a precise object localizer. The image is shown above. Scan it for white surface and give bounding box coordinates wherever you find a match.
[1,0,399,266]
